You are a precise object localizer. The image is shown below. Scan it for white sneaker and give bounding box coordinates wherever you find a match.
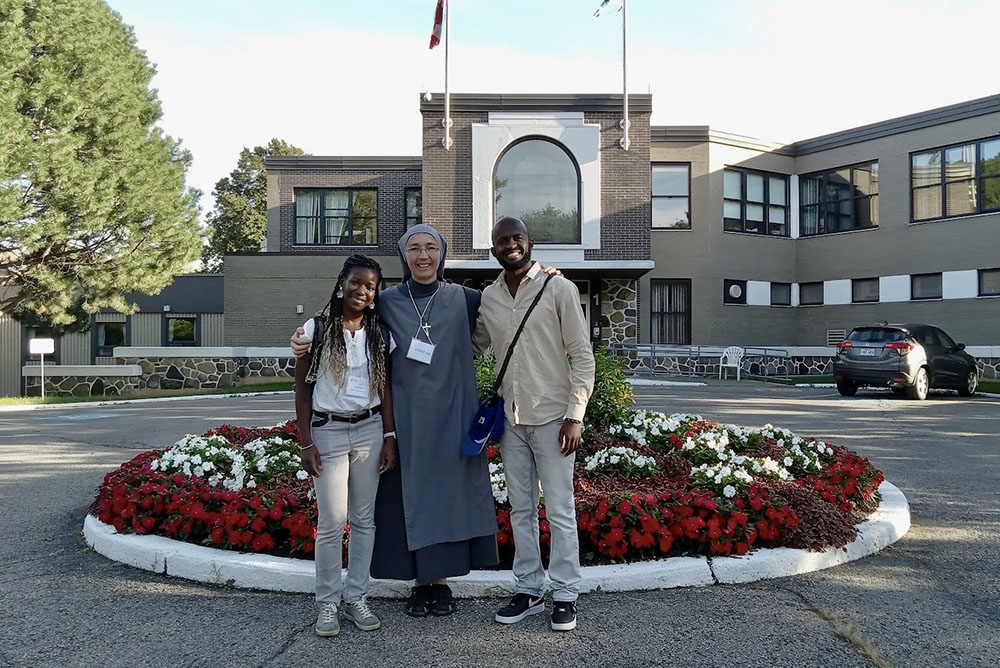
[343,597,381,631]
[315,603,340,637]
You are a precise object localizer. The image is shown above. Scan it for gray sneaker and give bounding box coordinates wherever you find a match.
[343,597,381,631]
[315,603,340,637]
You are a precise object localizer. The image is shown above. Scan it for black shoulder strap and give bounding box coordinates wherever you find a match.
[493,274,555,394]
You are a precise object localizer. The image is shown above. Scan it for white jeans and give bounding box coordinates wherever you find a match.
[500,419,580,602]
[311,414,383,606]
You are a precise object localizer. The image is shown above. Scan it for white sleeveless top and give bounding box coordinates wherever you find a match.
[301,319,394,414]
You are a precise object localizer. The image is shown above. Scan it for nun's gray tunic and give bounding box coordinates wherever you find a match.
[371,225,498,581]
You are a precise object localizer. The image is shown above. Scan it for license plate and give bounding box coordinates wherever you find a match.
[857,347,879,357]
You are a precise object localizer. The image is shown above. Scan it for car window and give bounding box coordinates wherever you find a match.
[935,328,956,349]
[847,328,905,343]
[914,328,939,347]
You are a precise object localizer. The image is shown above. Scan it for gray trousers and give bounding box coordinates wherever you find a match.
[311,414,383,606]
[500,419,580,602]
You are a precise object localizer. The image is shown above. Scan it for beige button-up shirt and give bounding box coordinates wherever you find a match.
[474,262,595,426]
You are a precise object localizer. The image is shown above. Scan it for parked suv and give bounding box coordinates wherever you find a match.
[833,323,978,400]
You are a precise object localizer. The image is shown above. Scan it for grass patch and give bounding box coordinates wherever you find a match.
[979,379,1000,394]
[0,381,294,406]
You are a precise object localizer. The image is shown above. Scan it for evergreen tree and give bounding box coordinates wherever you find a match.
[201,139,306,272]
[0,0,201,327]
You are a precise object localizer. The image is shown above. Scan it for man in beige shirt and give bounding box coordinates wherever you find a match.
[474,216,595,632]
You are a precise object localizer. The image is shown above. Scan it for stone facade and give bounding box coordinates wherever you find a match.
[617,354,1000,379]
[600,279,638,344]
[25,375,140,397]
[239,356,296,380]
[119,357,240,390]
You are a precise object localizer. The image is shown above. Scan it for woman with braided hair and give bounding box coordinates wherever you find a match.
[294,253,398,638]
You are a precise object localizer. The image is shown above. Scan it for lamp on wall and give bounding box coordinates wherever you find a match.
[296,305,304,314]
[162,305,170,312]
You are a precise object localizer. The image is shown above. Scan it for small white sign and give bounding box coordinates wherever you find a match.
[29,338,55,355]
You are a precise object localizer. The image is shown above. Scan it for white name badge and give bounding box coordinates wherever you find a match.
[406,338,435,365]
[345,375,369,398]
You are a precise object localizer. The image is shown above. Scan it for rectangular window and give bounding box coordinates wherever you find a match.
[650,279,691,344]
[770,282,791,306]
[910,273,942,300]
[294,188,377,245]
[799,281,824,306]
[96,322,126,357]
[852,278,879,304]
[800,162,879,236]
[980,268,1000,296]
[404,188,422,228]
[166,317,197,346]
[911,136,1000,221]
[724,169,789,236]
[651,164,690,229]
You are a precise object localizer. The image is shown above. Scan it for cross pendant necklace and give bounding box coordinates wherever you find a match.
[421,323,432,337]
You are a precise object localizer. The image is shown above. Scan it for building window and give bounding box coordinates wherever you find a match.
[801,162,879,236]
[980,268,1000,296]
[852,278,879,303]
[96,322,126,357]
[494,137,580,244]
[910,273,942,300]
[799,282,824,306]
[650,279,691,344]
[724,169,789,236]
[651,164,690,229]
[404,188,422,228]
[166,317,197,346]
[911,137,1000,221]
[294,188,377,245]
[770,282,791,306]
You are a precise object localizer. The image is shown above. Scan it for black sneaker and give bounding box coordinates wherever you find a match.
[406,585,434,617]
[550,601,577,631]
[495,593,545,624]
[430,583,457,616]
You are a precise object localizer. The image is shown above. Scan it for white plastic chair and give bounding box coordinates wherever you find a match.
[719,346,745,381]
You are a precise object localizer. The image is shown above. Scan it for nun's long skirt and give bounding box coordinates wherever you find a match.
[370,466,498,582]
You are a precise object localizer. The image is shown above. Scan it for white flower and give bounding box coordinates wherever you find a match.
[783,457,793,467]
[296,470,309,480]
[723,485,737,498]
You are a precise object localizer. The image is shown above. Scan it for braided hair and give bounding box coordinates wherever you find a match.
[305,254,387,401]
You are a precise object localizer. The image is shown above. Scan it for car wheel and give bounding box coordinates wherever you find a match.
[957,368,978,397]
[908,367,929,400]
[836,380,858,397]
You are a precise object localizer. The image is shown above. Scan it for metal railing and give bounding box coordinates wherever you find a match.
[607,343,793,380]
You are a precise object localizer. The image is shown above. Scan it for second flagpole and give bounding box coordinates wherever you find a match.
[442,0,452,150]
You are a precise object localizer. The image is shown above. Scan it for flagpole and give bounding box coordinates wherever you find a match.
[619,0,629,151]
[442,0,452,150]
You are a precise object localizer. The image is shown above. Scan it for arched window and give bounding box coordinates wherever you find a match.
[493,137,581,244]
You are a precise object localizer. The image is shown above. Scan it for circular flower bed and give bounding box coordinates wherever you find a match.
[91,413,883,565]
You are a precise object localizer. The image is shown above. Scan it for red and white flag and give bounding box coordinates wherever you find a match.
[429,0,444,49]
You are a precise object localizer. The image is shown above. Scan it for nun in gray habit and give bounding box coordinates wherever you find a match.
[370,224,498,616]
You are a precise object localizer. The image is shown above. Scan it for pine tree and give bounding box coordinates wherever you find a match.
[0,0,202,326]
[201,139,306,272]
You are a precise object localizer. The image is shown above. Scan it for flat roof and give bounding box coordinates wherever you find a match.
[265,156,421,170]
[419,92,653,113]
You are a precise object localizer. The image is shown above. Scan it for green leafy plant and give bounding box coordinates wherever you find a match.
[584,347,635,433]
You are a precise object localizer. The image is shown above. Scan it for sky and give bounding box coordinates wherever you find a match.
[104,0,1000,219]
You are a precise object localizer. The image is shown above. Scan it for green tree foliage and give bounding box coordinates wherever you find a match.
[201,139,305,271]
[0,0,202,327]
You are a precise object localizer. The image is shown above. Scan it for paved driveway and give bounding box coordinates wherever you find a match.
[1,384,998,667]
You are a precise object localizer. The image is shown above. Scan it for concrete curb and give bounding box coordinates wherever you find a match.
[0,390,294,413]
[628,378,707,387]
[793,383,1000,398]
[83,481,909,597]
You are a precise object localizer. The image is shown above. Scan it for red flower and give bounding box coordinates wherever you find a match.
[617,499,633,516]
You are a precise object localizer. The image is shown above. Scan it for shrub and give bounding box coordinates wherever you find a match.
[584,347,634,433]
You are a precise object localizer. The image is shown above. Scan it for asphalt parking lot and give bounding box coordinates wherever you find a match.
[1,382,998,668]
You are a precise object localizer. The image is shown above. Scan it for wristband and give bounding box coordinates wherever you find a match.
[383,431,397,439]
[300,443,316,452]
[563,418,581,424]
